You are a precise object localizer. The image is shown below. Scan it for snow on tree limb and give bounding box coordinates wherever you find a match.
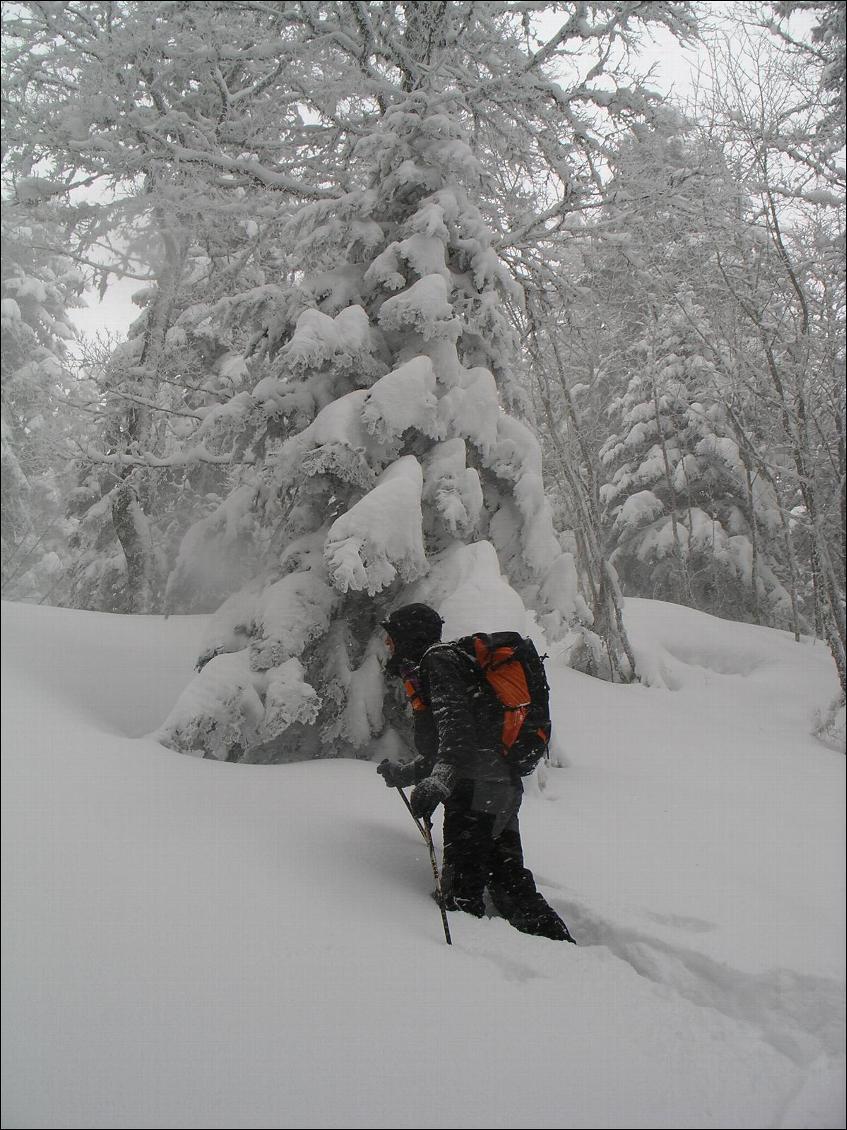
[250,571,340,671]
[378,274,458,341]
[422,438,484,537]
[324,456,428,595]
[361,357,440,444]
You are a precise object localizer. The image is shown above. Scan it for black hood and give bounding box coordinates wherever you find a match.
[382,603,444,668]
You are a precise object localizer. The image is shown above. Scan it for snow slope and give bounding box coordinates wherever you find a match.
[1,598,844,1130]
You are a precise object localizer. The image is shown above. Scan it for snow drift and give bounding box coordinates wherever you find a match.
[1,597,844,1129]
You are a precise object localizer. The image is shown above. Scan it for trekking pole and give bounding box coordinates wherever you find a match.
[423,816,452,946]
[395,785,428,841]
[395,787,452,946]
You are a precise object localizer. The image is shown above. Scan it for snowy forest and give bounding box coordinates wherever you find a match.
[2,0,845,760]
[2,6,845,1127]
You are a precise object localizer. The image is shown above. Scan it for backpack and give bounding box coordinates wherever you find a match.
[454,631,552,777]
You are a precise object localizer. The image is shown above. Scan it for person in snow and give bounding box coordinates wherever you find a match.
[377,603,574,942]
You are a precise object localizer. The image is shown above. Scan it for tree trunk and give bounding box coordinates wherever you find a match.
[112,480,156,614]
[109,226,189,613]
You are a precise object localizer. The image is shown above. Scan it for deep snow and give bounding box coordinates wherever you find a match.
[1,597,844,1130]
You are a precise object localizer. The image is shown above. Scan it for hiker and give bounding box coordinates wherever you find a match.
[377,603,574,942]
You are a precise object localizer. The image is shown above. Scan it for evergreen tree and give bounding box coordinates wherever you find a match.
[159,88,590,761]
[599,292,791,623]
[155,1,698,759]
[530,114,802,630]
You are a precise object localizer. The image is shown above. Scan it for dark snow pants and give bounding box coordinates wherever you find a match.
[440,778,541,918]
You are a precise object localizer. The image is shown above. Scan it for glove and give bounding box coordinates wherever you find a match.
[377,759,401,788]
[377,758,420,789]
[409,763,455,820]
[410,776,450,820]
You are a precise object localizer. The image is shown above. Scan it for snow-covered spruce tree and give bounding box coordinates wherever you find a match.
[157,2,700,761]
[532,113,800,630]
[155,0,704,763]
[599,292,792,623]
[158,90,591,762]
[513,112,787,669]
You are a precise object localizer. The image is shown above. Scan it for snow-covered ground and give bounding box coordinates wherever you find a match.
[1,598,844,1130]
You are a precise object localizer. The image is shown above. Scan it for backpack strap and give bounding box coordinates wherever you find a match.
[397,659,429,713]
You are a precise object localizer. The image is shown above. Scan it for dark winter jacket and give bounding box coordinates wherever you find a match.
[418,644,516,782]
[400,642,523,822]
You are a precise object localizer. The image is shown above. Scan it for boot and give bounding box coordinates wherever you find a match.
[431,889,485,917]
[435,864,485,917]
[508,893,575,942]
